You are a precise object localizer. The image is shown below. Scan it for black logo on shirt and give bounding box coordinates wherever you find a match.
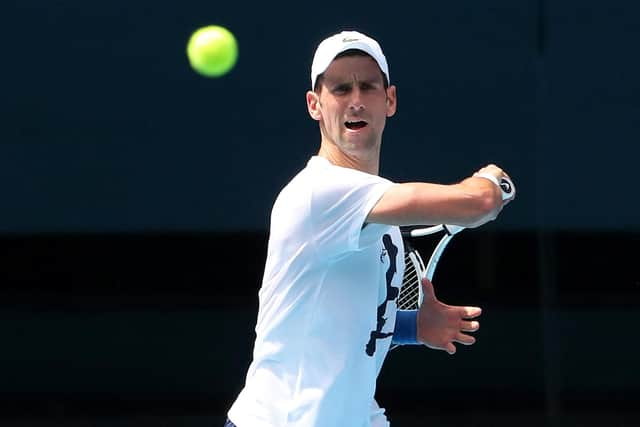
[365,234,399,357]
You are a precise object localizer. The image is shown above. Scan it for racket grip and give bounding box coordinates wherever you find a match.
[499,176,515,201]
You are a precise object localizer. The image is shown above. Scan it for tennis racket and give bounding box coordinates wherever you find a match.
[396,176,515,311]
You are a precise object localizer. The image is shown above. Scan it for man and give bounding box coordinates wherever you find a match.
[226,30,515,427]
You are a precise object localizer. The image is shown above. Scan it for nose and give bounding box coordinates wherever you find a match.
[348,88,365,112]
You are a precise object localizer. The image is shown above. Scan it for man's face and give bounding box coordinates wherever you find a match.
[308,55,397,159]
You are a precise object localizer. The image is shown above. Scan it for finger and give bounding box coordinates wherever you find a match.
[446,343,456,355]
[420,277,436,301]
[460,320,480,332]
[462,306,482,319]
[454,333,477,346]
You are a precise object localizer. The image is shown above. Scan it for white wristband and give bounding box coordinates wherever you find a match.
[473,172,501,188]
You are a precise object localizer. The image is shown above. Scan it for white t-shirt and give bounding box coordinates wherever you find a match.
[228,156,405,427]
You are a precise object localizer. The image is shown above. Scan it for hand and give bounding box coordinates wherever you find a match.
[416,277,482,355]
[474,164,516,204]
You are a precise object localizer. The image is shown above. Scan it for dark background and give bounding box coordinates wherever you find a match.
[2,0,639,426]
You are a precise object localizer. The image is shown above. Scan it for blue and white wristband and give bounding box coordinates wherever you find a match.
[392,310,420,345]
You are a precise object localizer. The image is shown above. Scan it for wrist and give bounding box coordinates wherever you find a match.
[392,310,420,345]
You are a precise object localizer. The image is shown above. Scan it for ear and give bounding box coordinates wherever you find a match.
[306,90,322,121]
[385,85,397,118]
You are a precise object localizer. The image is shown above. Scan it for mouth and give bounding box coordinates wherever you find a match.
[344,120,368,130]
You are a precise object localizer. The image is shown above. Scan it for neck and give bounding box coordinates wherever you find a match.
[317,139,380,175]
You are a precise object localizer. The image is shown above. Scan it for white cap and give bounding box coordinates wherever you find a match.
[310,30,390,89]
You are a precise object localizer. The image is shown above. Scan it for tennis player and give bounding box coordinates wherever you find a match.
[225,30,515,427]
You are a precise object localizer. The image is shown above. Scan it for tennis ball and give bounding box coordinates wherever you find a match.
[186,25,238,77]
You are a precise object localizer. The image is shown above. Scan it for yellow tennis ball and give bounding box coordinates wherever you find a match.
[186,25,238,77]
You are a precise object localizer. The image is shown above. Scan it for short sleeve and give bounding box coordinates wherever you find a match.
[309,164,393,258]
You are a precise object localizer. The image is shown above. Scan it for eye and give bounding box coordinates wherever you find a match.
[361,81,381,91]
[332,84,351,95]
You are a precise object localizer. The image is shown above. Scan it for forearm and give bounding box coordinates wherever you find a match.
[368,178,503,227]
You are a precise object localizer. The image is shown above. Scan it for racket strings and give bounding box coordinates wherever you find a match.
[397,251,421,310]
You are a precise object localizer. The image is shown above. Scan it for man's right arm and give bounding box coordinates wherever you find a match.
[366,164,513,228]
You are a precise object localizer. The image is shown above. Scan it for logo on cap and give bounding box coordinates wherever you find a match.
[342,37,361,43]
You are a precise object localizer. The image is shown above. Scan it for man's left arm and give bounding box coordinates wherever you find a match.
[393,278,481,354]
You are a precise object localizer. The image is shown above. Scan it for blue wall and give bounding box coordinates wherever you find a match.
[4,0,639,232]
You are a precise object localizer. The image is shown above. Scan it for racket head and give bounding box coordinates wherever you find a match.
[398,225,461,311]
